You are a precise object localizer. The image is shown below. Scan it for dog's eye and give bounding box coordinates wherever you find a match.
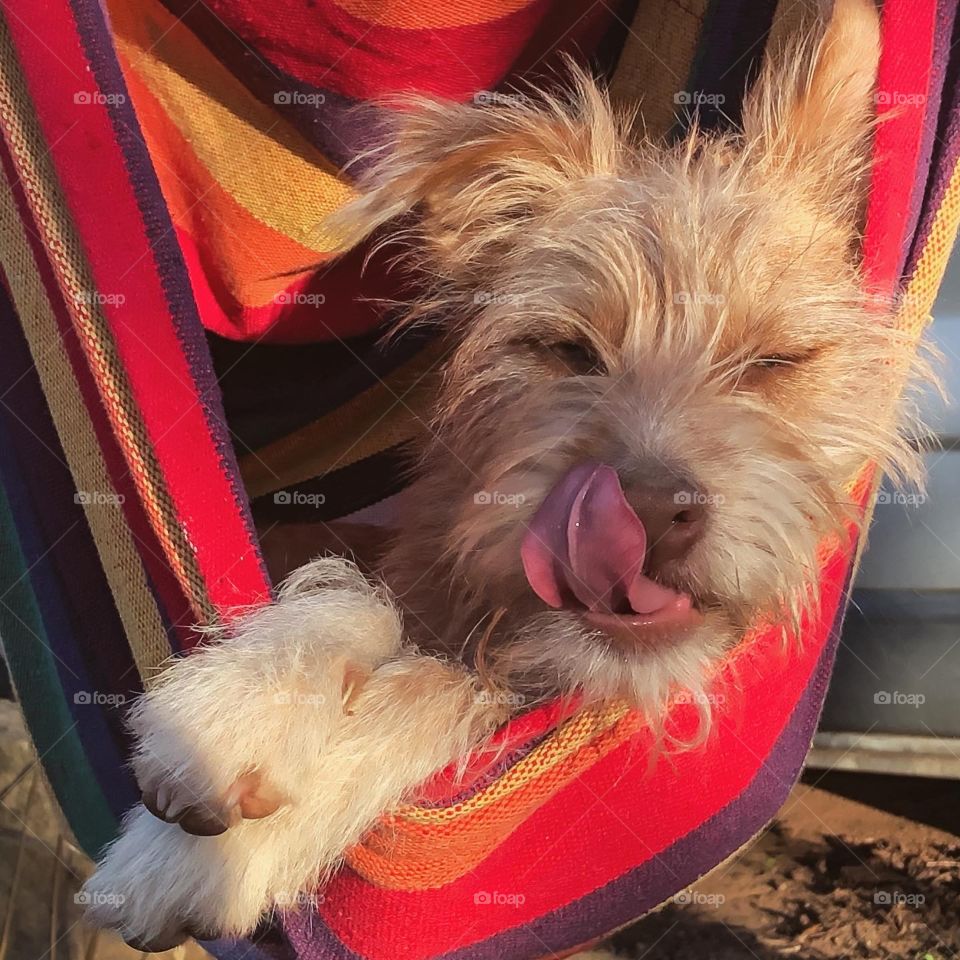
[547,341,606,375]
[514,337,607,375]
[739,349,819,390]
[755,354,796,368]
[753,350,817,370]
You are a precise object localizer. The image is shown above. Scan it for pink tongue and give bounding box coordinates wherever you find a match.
[521,463,684,616]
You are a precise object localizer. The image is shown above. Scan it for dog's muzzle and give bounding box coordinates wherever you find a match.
[520,462,702,634]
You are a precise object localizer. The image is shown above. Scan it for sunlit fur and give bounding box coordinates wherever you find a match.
[86,0,930,946]
[352,0,924,719]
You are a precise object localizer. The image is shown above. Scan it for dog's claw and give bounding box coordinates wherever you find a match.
[140,769,285,835]
[124,921,222,953]
[141,784,234,836]
[177,803,238,837]
[124,928,189,954]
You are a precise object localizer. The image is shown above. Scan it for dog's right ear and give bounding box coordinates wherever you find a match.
[741,0,881,221]
[327,74,631,274]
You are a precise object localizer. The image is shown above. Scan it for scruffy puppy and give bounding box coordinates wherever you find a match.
[86,0,921,948]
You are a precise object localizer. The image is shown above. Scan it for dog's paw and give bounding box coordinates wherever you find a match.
[127,557,403,834]
[83,806,267,949]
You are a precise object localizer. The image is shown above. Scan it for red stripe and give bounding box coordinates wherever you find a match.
[199,0,551,101]
[0,137,197,652]
[863,0,937,294]
[174,224,410,343]
[4,0,271,617]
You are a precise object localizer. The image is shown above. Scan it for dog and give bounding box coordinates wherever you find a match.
[84,0,925,948]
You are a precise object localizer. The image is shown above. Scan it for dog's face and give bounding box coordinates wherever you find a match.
[334,0,918,713]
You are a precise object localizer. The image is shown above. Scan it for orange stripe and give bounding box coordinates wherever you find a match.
[115,55,333,310]
[331,0,535,29]
[345,705,644,889]
[107,0,352,249]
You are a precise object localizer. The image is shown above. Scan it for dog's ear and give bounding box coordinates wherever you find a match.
[328,72,630,272]
[742,0,881,217]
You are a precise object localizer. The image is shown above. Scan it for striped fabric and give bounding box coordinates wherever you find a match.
[0,1,957,959]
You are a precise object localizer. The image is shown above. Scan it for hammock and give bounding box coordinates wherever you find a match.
[0,0,957,958]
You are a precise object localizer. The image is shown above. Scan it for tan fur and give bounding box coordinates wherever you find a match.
[86,0,929,946]
[370,0,920,714]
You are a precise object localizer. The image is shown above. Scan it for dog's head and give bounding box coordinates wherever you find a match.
[332,0,922,715]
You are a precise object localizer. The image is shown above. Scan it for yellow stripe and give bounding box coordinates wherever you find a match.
[854,155,960,545]
[107,0,355,253]
[896,167,960,339]
[392,703,631,824]
[331,0,533,30]
[609,0,711,139]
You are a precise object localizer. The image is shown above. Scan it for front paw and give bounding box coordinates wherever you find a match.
[128,557,402,835]
[82,807,250,949]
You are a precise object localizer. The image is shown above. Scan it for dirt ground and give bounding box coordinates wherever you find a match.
[2,696,958,960]
[0,700,208,960]
[617,778,960,960]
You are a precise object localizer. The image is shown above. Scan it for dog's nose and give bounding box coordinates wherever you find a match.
[625,483,707,570]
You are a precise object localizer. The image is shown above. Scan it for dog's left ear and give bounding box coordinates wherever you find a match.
[742,0,881,217]
[329,72,630,273]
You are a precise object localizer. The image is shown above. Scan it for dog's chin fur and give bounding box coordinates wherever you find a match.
[338,0,928,726]
[491,610,733,724]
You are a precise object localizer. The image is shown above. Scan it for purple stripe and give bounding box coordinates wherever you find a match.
[68,0,270,595]
[256,87,388,173]
[898,0,960,282]
[203,934,295,960]
[270,912,361,960]
[202,904,359,960]
[673,0,777,136]
[903,5,960,280]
